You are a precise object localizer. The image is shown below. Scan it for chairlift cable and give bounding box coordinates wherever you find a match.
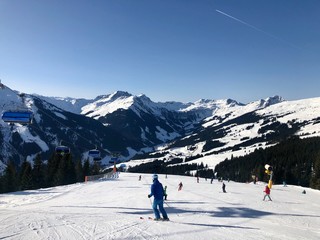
[32,96,102,150]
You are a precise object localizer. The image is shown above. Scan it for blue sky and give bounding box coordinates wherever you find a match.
[0,0,319,103]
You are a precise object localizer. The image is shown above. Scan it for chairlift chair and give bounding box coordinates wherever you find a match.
[2,110,33,124]
[88,149,102,161]
[0,81,33,124]
[55,145,71,155]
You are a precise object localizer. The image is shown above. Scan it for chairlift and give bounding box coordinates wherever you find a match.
[55,145,71,155]
[88,149,102,161]
[120,163,127,169]
[2,110,33,124]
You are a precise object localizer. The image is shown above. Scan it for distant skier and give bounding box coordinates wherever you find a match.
[197,176,199,183]
[210,177,213,184]
[263,185,272,201]
[178,182,183,191]
[163,186,168,200]
[139,175,141,181]
[222,182,226,193]
[148,174,169,221]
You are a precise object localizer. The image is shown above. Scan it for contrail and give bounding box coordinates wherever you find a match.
[215,9,300,49]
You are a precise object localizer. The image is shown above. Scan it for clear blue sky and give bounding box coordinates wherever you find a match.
[0,0,319,103]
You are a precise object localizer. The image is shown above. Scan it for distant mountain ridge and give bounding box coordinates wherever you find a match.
[3,85,320,174]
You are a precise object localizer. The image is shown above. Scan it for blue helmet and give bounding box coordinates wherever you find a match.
[152,174,158,180]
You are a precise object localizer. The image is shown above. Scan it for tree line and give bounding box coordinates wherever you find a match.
[3,135,319,193]
[214,136,320,190]
[128,136,320,190]
[128,156,214,178]
[0,153,100,194]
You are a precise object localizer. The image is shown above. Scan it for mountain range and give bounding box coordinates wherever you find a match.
[1,84,320,174]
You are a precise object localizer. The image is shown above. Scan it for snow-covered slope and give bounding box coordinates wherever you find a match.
[0,172,319,240]
[257,97,320,137]
[202,96,284,128]
[0,86,32,111]
[81,91,136,118]
[33,94,92,114]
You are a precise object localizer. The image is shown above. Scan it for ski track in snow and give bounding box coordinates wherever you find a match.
[0,173,319,240]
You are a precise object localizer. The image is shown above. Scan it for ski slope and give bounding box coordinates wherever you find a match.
[0,173,319,240]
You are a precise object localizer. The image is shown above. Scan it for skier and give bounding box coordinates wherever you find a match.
[222,182,226,193]
[148,174,169,221]
[139,175,141,181]
[163,186,168,200]
[178,182,183,191]
[263,185,272,201]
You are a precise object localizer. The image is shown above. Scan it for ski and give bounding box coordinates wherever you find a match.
[139,216,153,220]
[139,217,170,221]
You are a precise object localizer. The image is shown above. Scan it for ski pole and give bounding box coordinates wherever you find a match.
[164,201,180,217]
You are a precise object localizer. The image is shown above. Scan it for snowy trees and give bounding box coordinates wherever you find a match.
[2,160,19,192]
[31,154,46,189]
[214,137,320,190]
[310,154,320,189]
[20,160,33,190]
[0,153,97,194]
[128,158,213,178]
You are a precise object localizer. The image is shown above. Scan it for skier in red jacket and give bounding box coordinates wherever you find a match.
[263,185,272,201]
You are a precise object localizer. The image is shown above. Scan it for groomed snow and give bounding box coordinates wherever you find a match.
[0,173,319,240]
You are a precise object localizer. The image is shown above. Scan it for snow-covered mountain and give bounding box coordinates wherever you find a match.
[0,88,142,170]
[124,96,320,171]
[36,91,248,146]
[2,84,320,174]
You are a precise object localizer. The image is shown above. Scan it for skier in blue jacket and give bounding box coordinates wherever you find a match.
[148,174,169,221]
